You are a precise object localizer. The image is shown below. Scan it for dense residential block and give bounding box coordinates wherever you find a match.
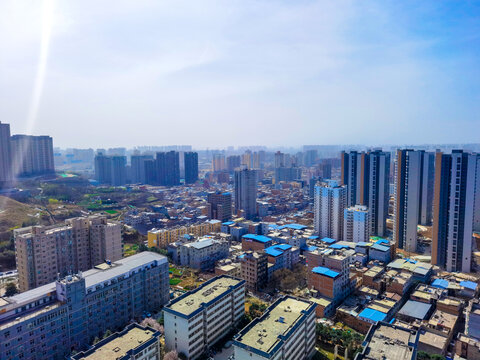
[167,235,230,271]
[0,252,169,360]
[14,215,123,291]
[233,296,317,360]
[164,275,245,360]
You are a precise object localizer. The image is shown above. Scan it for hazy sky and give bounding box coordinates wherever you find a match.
[1,0,479,149]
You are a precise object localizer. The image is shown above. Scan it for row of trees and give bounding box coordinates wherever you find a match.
[316,323,363,359]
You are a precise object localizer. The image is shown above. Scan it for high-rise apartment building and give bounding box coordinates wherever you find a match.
[111,155,127,186]
[227,155,241,172]
[144,158,157,184]
[94,153,127,185]
[212,153,226,172]
[184,151,199,184]
[344,205,370,243]
[394,149,435,253]
[164,276,245,360]
[274,166,301,183]
[14,215,122,291]
[432,150,480,273]
[234,167,257,220]
[341,150,390,236]
[207,191,232,222]
[0,252,169,360]
[156,151,180,186]
[130,154,154,183]
[0,121,13,188]
[274,151,285,168]
[10,134,54,177]
[314,180,347,240]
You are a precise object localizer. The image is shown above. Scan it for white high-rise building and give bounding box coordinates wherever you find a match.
[314,180,347,241]
[344,205,370,243]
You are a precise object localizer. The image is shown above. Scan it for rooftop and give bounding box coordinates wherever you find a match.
[73,324,159,360]
[165,276,243,317]
[398,300,432,320]
[243,234,272,243]
[265,244,292,257]
[233,296,315,356]
[358,323,418,360]
[312,266,340,278]
[358,308,387,322]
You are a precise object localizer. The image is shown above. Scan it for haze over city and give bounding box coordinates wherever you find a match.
[1,0,479,148]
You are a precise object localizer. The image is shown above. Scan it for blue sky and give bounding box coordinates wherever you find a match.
[0,0,479,149]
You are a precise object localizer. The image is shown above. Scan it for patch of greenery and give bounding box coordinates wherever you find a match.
[170,278,182,285]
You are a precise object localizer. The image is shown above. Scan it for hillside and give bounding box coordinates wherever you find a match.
[0,196,41,271]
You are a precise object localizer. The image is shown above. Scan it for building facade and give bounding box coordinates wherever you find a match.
[156,151,180,186]
[394,149,435,252]
[130,154,154,184]
[184,152,199,184]
[234,167,257,220]
[207,192,232,222]
[14,215,122,291]
[432,150,480,273]
[314,180,347,241]
[0,121,13,188]
[341,150,390,237]
[0,252,169,360]
[240,251,268,292]
[344,205,370,243]
[167,236,230,271]
[164,276,245,360]
[11,134,55,177]
[147,220,222,248]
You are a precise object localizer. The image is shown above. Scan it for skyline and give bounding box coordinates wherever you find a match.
[1,0,479,148]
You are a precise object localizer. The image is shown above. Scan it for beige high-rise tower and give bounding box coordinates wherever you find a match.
[15,215,122,291]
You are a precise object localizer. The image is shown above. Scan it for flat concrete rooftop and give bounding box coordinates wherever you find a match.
[234,297,313,354]
[166,276,242,316]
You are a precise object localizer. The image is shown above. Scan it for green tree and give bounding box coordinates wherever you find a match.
[5,282,18,297]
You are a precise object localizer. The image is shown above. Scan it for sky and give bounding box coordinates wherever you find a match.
[0,0,479,149]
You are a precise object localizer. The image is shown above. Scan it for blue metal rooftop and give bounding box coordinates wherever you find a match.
[280,224,307,230]
[312,266,340,278]
[329,243,349,250]
[460,280,478,291]
[371,244,390,252]
[431,279,449,289]
[320,237,336,244]
[243,234,272,243]
[265,244,292,257]
[358,308,387,323]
